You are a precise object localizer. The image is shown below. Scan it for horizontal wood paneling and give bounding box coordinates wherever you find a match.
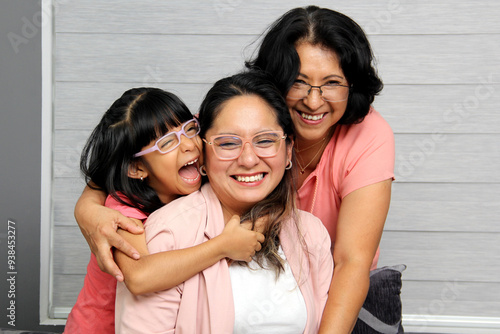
[54,82,500,134]
[53,131,500,181]
[53,226,90,275]
[52,273,500,316]
[52,177,86,226]
[54,231,500,314]
[375,84,500,134]
[54,82,210,130]
[52,179,500,232]
[394,133,500,182]
[372,35,500,85]
[55,33,500,86]
[50,0,500,323]
[387,183,500,232]
[378,231,500,282]
[53,274,500,316]
[55,0,500,35]
[400,281,500,317]
[54,225,499,284]
[52,274,85,308]
[55,33,252,84]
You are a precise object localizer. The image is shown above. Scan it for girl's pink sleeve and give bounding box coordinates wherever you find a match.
[104,194,148,220]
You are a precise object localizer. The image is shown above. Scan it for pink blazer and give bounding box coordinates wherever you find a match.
[115,184,333,333]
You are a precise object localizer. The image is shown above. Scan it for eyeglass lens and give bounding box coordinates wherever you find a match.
[157,119,200,153]
[212,132,283,159]
[287,82,349,102]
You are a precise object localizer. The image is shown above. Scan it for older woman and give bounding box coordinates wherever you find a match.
[115,71,333,333]
[246,6,395,333]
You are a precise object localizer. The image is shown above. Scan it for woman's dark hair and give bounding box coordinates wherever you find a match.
[246,5,383,124]
[80,87,193,214]
[199,71,303,276]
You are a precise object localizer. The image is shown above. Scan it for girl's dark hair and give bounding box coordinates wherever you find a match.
[199,71,302,276]
[80,87,193,214]
[246,5,383,124]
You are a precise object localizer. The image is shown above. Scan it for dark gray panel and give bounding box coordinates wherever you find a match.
[0,0,63,331]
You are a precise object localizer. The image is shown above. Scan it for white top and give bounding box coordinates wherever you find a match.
[229,246,307,334]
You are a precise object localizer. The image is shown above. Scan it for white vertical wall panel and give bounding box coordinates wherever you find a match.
[50,0,500,327]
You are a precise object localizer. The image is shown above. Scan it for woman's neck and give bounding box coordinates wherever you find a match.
[221,203,246,225]
[294,127,335,185]
[295,137,328,174]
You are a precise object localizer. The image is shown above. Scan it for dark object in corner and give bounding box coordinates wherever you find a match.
[352,264,406,334]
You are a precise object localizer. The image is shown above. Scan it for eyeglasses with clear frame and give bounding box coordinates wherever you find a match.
[203,131,286,161]
[287,80,351,102]
[133,118,201,157]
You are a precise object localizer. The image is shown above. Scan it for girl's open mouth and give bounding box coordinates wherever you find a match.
[179,158,200,183]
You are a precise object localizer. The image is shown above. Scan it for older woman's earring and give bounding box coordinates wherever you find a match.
[199,165,207,176]
[140,176,144,181]
[285,160,293,170]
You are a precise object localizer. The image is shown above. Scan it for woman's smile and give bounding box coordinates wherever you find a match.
[297,110,327,123]
[232,172,266,184]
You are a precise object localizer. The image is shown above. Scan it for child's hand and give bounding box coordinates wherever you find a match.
[220,215,265,262]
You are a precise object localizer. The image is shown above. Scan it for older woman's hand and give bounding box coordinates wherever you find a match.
[74,185,144,281]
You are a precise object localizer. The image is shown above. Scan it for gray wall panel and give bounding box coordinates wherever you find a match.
[53,226,90,276]
[49,1,500,326]
[372,34,500,85]
[55,132,500,181]
[55,0,500,35]
[55,33,500,85]
[401,281,500,317]
[52,274,85,307]
[378,231,500,282]
[394,134,500,182]
[375,84,500,134]
[54,82,211,130]
[55,33,252,83]
[55,82,500,134]
[0,1,64,331]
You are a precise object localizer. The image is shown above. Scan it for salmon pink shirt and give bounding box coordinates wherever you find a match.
[296,109,395,269]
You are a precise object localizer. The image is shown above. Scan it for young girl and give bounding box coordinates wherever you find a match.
[64,87,264,333]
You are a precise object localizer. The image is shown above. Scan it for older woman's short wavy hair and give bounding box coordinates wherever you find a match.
[246,5,383,124]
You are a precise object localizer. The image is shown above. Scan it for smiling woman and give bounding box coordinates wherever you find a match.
[64,88,264,333]
[245,6,395,333]
[202,94,290,217]
[115,71,334,333]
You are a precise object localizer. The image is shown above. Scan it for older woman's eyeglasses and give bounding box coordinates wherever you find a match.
[287,80,350,102]
[133,118,200,157]
[203,131,286,161]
